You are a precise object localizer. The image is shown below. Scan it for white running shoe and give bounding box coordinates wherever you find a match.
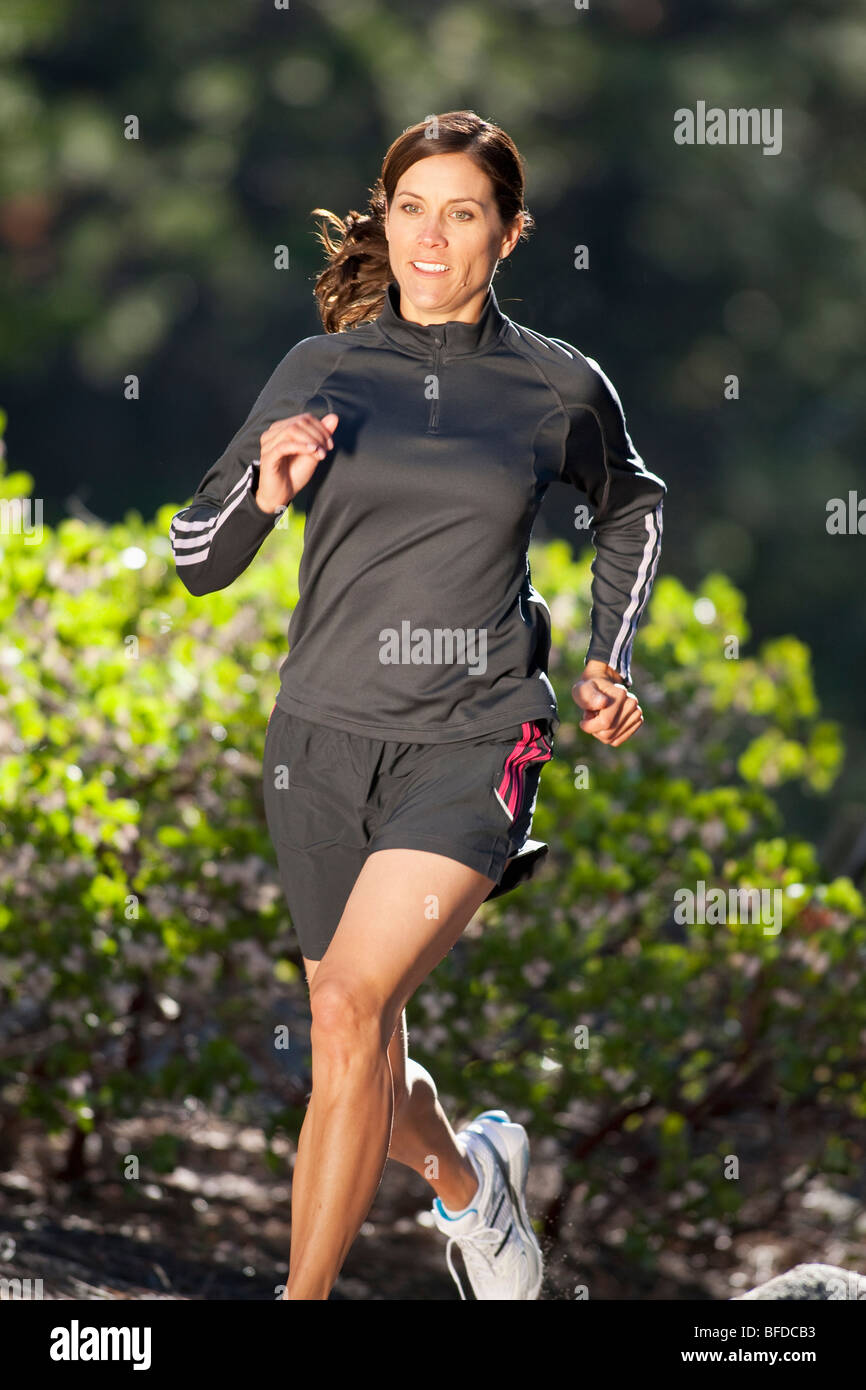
[431,1109,543,1300]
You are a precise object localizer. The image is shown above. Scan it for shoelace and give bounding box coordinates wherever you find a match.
[444,1219,522,1300]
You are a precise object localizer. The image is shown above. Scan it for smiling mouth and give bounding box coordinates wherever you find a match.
[411,261,450,275]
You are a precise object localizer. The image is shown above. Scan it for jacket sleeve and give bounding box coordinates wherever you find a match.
[169,337,321,597]
[555,348,666,687]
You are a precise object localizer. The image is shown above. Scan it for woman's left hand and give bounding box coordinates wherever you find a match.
[572,660,644,746]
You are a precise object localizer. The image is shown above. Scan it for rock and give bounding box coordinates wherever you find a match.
[732,1263,866,1300]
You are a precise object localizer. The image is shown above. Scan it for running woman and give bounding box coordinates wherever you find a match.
[169,110,666,1301]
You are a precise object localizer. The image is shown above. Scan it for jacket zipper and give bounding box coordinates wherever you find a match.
[427,336,441,434]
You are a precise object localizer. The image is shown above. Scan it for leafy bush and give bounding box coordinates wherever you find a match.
[1,418,863,1280]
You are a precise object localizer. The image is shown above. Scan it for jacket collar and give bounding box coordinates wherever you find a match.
[374,277,508,358]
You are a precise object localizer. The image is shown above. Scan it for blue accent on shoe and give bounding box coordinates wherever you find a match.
[435,1196,479,1221]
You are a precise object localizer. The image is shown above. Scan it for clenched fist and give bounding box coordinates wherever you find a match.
[254,412,339,513]
[572,660,644,746]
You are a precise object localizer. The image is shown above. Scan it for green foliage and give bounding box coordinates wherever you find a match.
[417,538,863,1249]
[0,431,863,1268]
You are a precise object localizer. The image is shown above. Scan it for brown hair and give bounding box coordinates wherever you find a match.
[310,110,535,333]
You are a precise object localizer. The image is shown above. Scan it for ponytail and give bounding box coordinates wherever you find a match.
[311,180,392,333]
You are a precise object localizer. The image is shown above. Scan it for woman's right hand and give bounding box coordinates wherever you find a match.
[255,412,339,513]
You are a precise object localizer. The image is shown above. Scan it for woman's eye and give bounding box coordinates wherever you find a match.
[399,204,472,220]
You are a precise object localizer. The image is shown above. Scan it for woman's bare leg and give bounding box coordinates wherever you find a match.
[299,968,479,1213]
[282,847,496,1301]
[383,1010,481,1208]
[383,856,515,1198]
[297,851,516,1212]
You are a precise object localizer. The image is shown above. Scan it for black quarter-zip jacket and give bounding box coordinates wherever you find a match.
[169,278,666,744]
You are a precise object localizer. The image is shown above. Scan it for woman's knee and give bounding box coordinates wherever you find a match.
[309,973,392,1064]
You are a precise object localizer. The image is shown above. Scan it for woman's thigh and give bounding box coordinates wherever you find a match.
[307,847,497,1048]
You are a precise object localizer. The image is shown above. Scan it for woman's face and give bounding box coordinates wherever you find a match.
[384,151,523,321]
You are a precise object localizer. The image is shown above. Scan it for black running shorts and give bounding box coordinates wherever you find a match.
[262,705,556,961]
